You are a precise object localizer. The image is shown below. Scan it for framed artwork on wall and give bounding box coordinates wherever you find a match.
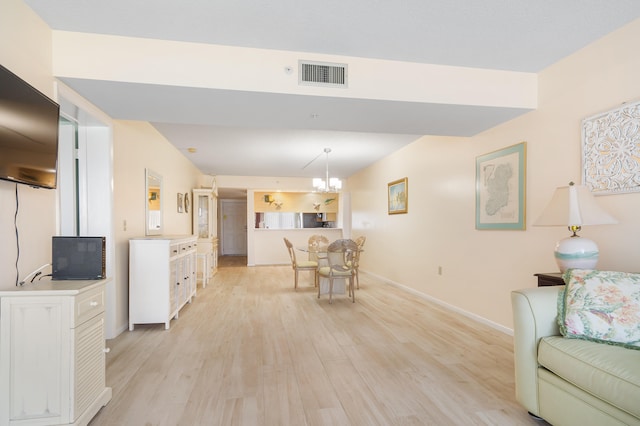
[388,177,408,214]
[177,193,184,213]
[582,100,640,195]
[184,192,190,213]
[475,142,526,230]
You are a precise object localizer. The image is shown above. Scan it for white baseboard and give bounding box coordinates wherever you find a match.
[108,322,130,340]
[361,270,514,336]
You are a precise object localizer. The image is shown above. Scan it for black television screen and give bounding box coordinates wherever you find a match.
[0,64,60,189]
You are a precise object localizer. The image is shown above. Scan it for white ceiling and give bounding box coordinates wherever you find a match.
[25,0,640,190]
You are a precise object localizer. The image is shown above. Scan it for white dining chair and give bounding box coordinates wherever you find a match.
[317,239,357,303]
[284,237,318,289]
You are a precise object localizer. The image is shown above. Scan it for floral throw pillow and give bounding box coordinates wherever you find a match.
[558,269,640,350]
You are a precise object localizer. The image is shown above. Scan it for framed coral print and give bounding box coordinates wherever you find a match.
[475,142,526,230]
[582,100,640,195]
[184,192,190,213]
[388,177,408,214]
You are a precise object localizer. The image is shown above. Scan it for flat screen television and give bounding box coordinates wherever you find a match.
[52,236,106,280]
[0,64,60,189]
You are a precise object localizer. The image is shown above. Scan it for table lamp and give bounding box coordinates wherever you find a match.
[534,182,617,272]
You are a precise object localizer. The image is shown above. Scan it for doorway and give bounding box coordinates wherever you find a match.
[220,199,247,256]
[57,89,115,337]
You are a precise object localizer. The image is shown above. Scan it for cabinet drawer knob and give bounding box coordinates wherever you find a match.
[104,348,111,353]
[90,301,98,307]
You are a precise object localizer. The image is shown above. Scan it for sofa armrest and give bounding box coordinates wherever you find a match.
[511,285,563,415]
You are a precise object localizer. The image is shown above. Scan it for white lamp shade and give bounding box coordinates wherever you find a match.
[534,184,617,227]
[313,178,341,191]
[329,178,342,190]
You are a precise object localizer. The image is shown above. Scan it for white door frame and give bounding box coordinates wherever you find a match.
[57,82,117,338]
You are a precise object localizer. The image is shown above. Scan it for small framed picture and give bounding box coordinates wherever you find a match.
[388,177,408,214]
[184,192,190,213]
[177,193,184,213]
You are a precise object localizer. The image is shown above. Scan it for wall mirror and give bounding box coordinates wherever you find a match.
[145,168,163,235]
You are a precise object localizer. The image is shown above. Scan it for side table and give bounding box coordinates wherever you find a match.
[534,273,565,287]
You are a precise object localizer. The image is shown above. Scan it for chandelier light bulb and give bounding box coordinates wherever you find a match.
[312,148,341,192]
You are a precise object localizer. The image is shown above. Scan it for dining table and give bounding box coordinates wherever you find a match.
[296,244,362,295]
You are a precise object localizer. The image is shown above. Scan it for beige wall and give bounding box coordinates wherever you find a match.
[0,0,56,290]
[0,0,53,96]
[349,18,640,331]
[112,120,201,334]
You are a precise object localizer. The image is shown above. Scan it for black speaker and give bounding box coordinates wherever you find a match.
[52,236,106,280]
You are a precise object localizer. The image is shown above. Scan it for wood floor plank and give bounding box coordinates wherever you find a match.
[89,257,547,425]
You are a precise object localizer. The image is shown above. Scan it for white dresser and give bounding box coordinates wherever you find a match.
[129,235,197,330]
[0,279,112,426]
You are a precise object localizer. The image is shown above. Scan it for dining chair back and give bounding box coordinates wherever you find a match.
[283,237,318,289]
[317,238,358,303]
[308,234,329,262]
[353,236,366,289]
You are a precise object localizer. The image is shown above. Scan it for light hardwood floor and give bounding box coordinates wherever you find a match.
[90,257,546,425]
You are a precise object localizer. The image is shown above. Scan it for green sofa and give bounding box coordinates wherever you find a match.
[511,286,640,426]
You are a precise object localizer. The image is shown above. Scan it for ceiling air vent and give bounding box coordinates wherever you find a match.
[299,61,348,88]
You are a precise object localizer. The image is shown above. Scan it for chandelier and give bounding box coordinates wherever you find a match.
[313,148,342,192]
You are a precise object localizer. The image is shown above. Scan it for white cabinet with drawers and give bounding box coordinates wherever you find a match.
[129,235,197,330]
[0,279,112,426]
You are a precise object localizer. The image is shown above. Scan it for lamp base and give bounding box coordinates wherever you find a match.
[554,236,599,273]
